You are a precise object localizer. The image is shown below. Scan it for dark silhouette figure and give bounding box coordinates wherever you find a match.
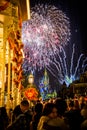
[0,107,9,130]
[30,102,43,130]
[7,100,32,130]
[65,100,83,130]
[12,104,22,121]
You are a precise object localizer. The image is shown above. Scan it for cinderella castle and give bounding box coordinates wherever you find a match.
[39,69,57,100]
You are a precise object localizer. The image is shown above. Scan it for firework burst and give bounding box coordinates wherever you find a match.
[22,4,71,71]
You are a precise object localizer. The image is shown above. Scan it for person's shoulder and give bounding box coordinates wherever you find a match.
[13,105,21,112]
[47,117,64,126]
[81,119,87,126]
[14,113,25,121]
[47,118,69,130]
[14,105,20,109]
[81,119,87,129]
[39,115,49,122]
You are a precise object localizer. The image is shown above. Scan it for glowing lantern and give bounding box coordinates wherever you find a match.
[28,73,34,84]
[24,87,38,100]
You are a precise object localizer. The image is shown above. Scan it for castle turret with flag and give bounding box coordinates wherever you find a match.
[39,69,50,100]
[39,69,57,100]
[44,68,49,89]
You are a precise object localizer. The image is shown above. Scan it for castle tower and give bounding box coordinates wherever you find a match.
[44,68,49,87]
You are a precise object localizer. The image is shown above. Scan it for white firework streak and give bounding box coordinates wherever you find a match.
[46,44,87,86]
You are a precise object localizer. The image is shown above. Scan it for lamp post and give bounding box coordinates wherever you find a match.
[28,73,34,85]
[23,73,39,103]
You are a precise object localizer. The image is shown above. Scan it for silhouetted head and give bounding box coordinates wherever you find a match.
[20,100,29,113]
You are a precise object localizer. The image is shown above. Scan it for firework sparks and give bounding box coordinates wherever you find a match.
[46,44,87,86]
[22,4,71,71]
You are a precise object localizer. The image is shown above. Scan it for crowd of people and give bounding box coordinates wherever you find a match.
[0,96,87,130]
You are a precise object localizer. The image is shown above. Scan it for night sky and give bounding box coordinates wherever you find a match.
[24,0,87,89]
[30,0,86,52]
